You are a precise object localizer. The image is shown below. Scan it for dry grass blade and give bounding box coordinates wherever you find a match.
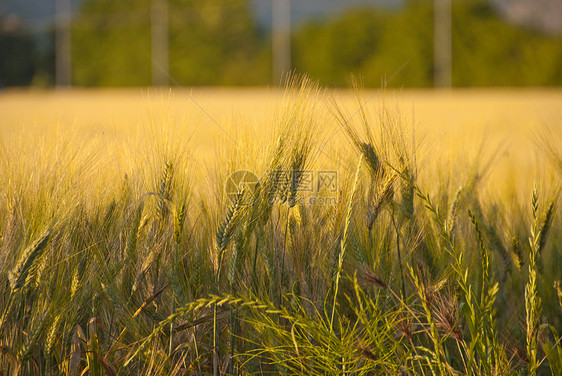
[361,269,388,289]
[433,287,463,342]
[174,308,230,332]
[133,283,170,319]
[357,345,378,361]
[536,123,562,175]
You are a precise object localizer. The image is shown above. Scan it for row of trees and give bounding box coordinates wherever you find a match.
[1,0,562,87]
[71,0,265,86]
[293,0,562,87]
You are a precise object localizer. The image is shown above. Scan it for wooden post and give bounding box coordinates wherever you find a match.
[55,0,72,87]
[434,0,452,88]
[152,0,169,86]
[272,0,291,85]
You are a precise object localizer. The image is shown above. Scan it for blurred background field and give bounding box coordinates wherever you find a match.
[1,87,560,197]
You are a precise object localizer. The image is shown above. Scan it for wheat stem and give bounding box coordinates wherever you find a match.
[330,153,362,333]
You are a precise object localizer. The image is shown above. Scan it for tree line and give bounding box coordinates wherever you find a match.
[1,0,561,87]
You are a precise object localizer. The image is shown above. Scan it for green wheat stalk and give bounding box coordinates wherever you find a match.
[330,153,362,333]
[526,186,542,376]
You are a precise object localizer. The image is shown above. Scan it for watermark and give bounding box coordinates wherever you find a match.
[317,171,338,192]
[225,170,259,204]
[225,169,338,206]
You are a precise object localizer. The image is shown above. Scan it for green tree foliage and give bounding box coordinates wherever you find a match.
[72,0,152,86]
[451,0,562,86]
[169,1,265,85]
[4,0,561,87]
[293,3,434,87]
[0,18,37,87]
[292,0,562,87]
[72,0,266,86]
[293,10,388,86]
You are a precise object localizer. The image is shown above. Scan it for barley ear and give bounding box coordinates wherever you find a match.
[174,200,187,244]
[446,187,463,237]
[46,314,61,354]
[288,151,305,207]
[157,160,174,221]
[399,160,415,221]
[8,228,52,292]
[359,142,381,178]
[366,171,396,230]
[216,190,246,252]
[20,312,50,361]
[537,200,556,255]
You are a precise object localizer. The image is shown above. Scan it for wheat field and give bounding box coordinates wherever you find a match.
[2,87,559,184]
[0,82,561,375]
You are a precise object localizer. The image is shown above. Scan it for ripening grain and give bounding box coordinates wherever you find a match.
[0,85,560,375]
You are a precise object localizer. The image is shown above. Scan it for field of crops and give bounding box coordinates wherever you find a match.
[0,81,561,375]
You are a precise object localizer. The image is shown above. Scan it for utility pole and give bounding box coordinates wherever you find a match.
[434,0,452,88]
[272,0,291,85]
[151,0,169,86]
[55,0,72,87]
